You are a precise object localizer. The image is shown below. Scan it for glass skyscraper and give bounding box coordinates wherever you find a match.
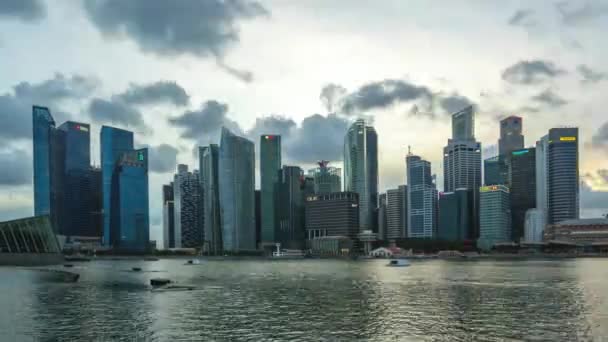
[547,128,579,224]
[406,153,437,238]
[498,116,524,156]
[344,119,378,233]
[260,134,281,247]
[101,126,134,246]
[478,185,511,250]
[200,145,222,254]
[508,148,536,242]
[438,189,472,241]
[172,166,203,249]
[162,183,175,249]
[386,185,407,240]
[32,106,57,223]
[275,166,305,249]
[451,106,474,141]
[535,135,549,230]
[110,148,149,251]
[219,128,256,252]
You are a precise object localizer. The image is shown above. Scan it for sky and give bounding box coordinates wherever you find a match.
[1,0,607,244]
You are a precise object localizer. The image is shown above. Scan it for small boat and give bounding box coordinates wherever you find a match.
[387,259,410,267]
[132,267,142,272]
[271,243,304,259]
[185,259,201,265]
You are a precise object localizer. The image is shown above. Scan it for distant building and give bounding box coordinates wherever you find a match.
[308,161,341,194]
[219,128,256,252]
[344,119,378,233]
[377,193,387,242]
[438,189,472,241]
[484,156,504,186]
[173,165,203,249]
[478,185,511,250]
[260,134,281,247]
[499,116,524,156]
[507,148,536,242]
[110,149,149,252]
[305,192,359,241]
[200,145,222,254]
[547,128,579,224]
[275,166,305,249]
[535,135,549,232]
[386,185,407,240]
[255,190,261,249]
[544,218,608,245]
[451,106,475,140]
[162,183,175,249]
[407,153,437,238]
[524,208,544,243]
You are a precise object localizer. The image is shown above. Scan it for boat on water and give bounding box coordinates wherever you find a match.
[185,259,201,265]
[271,244,305,259]
[387,259,411,267]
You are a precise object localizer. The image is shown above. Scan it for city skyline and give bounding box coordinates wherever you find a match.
[1,1,607,246]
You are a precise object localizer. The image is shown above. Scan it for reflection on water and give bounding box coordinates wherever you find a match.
[0,258,606,341]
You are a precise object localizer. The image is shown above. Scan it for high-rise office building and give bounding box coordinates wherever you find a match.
[438,189,473,241]
[484,156,503,186]
[86,167,103,238]
[33,106,57,221]
[508,148,536,242]
[377,193,387,242]
[260,134,281,247]
[255,190,261,248]
[478,185,511,250]
[275,166,305,249]
[101,126,134,246]
[499,116,524,156]
[406,153,437,238]
[524,208,544,243]
[386,185,407,240]
[162,183,175,249]
[109,149,149,251]
[200,145,222,254]
[344,119,378,233]
[308,161,341,194]
[219,128,256,252]
[547,128,579,224]
[535,135,549,230]
[443,106,481,238]
[305,192,359,240]
[172,165,203,248]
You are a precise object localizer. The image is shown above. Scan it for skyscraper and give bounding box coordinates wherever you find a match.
[478,185,511,250]
[308,160,341,194]
[162,183,175,249]
[535,135,549,230]
[377,193,387,242]
[406,153,437,238]
[275,166,305,249]
[483,156,503,186]
[200,145,222,254]
[443,106,481,238]
[109,149,149,251]
[508,148,536,242]
[438,189,473,241]
[101,126,134,246]
[33,106,56,220]
[305,192,360,240]
[172,165,203,248]
[386,185,407,241]
[499,116,524,156]
[219,128,256,252]
[547,128,579,224]
[260,134,281,247]
[344,119,378,233]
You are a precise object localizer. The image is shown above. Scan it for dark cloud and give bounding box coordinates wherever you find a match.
[0,149,31,185]
[247,116,296,140]
[320,83,347,113]
[508,9,537,27]
[502,60,566,84]
[437,93,475,114]
[118,81,189,106]
[216,61,254,83]
[83,0,268,58]
[148,144,179,173]
[88,98,145,129]
[341,79,433,114]
[556,1,608,26]
[531,89,568,108]
[284,114,350,163]
[169,100,241,144]
[591,121,608,150]
[0,0,45,21]
[577,64,607,83]
[0,73,98,143]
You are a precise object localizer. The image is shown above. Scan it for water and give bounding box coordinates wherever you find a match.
[1,258,607,341]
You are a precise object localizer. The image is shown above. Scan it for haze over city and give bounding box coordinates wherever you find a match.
[1,0,607,246]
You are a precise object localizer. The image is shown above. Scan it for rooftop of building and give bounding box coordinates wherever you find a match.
[554,218,608,226]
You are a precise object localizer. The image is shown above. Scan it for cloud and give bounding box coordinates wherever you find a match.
[0,73,98,143]
[284,114,350,163]
[341,79,433,114]
[0,148,31,185]
[320,83,347,113]
[169,100,242,144]
[577,64,607,83]
[117,81,189,106]
[83,0,268,58]
[437,93,475,114]
[148,144,179,173]
[88,98,145,129]
[501,60,566,84]
[508,9,537,27]
[247,116,296,140]
[591,121,608,150]
[556,1,608,26]
[581,182,608,210]
[0,0,45,21]
[531,89,568,107]
[216,60,254,83]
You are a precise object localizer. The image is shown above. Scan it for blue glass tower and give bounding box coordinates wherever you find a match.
[100,126,134,246]
[110,148,149,251]
[33,106,56,218]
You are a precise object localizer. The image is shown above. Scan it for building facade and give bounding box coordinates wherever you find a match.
[484,156,504,186]
[544,218,608,245]
[524,208,544,243]
[508,148,536,242]
[406,153,437,238]
[260,134,281,247]
[438,189,472,241]
[478,185,511,250]
[386,185,407,240]
[219,128,256,252]
[498,116,524,156]
[344,120,378,233]
[305,192,359,240]
[162,183,175,249]
[535,135,549,230]
[547,128,579,224]
[377,193,387,242]
[200,145,222,254]
[275,166,305,249]
[173,165,203,249]
[308,160,341,194]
